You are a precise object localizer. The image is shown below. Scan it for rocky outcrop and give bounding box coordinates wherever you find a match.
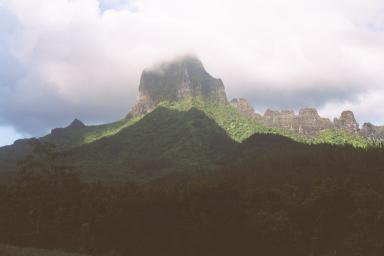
[297,108,333,137]
[360,123,384,139]
[230,98,262,120]
[68,119,86,129]
[263,109,298,131]
[259,108,384,139]
[128,56,228,117]
[51,118,86,135]
[334,111,359,134]
[229,96,384,139]
[262,108,333,137]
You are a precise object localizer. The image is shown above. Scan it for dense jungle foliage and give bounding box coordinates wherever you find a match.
[1,135,384,256]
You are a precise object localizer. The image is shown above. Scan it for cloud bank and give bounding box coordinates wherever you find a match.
[0,0,384,141]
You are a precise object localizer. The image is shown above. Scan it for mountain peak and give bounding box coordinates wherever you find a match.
[334,110,359,133]
[128,56,228,117]
[68,118,86,129]
[51,118,85,136]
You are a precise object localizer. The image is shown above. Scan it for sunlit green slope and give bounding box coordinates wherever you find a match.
[159,99,376,148]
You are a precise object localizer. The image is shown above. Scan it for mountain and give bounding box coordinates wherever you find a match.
[0,56,383,179]
[230,97,384,141]
[128,55,228,117]
[0,116,142,173]
[2,57,384,255]
[69,107,235,182]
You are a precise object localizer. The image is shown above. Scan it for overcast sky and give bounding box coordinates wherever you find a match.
[1,0,384,146]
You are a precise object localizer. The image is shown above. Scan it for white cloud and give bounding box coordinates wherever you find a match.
[0,0,384,138]
[0,125,23,146]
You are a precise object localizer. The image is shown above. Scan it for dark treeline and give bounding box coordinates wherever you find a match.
[1,137,384,255]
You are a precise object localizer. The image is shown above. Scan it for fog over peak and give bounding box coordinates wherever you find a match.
[1,0,384,145]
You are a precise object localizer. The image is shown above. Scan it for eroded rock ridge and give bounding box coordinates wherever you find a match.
[231,98,383,139]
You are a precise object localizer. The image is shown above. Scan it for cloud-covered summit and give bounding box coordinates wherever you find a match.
[0,0,384,144]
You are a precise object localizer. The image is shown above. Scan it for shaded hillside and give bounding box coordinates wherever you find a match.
[160,100,282,142]
[70,107,236,182]
[1,132,384,255]
[0,116,142,172]
[231,133,384,170]
[42,117,142,149]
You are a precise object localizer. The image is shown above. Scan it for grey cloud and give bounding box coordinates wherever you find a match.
[228,83,364,114]
[1,0,384,139]
[0,3,138,136]
[0,81,135,136]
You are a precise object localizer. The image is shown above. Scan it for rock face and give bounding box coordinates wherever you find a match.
[264,109,297,131]
[230,96,384,139]
[262,108,333,137]
[230,98,262,120]
[334,111,359,134]
[360,123,384,139]
[256,107,384,139]
[297,108,333,137]
[128,56,228,117]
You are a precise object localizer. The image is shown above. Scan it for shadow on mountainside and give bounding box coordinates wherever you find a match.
[68,107,237,182]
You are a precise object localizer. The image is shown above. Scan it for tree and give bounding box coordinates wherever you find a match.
[14,138,81,247]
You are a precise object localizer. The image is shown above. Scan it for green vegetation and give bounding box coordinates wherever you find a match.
[0,98,380,177]
[159,99,303,142]
[71,107,236,182]
[2,134,384,255]
[313,129,372,148]
[39,116,143,150]
[160,99,378,148]
[82,115,143,144]
[161,99,384,149]
[38,98,382,150]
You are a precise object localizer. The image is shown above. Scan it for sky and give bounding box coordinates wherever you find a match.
[0,0,384,146]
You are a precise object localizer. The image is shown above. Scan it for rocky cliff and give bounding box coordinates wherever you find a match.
[128,56,228,117]
[230,98,382,139]
[360,123,384,139]
[334,111,359,134]
[262,107,333,137]
[230,98,263,120]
